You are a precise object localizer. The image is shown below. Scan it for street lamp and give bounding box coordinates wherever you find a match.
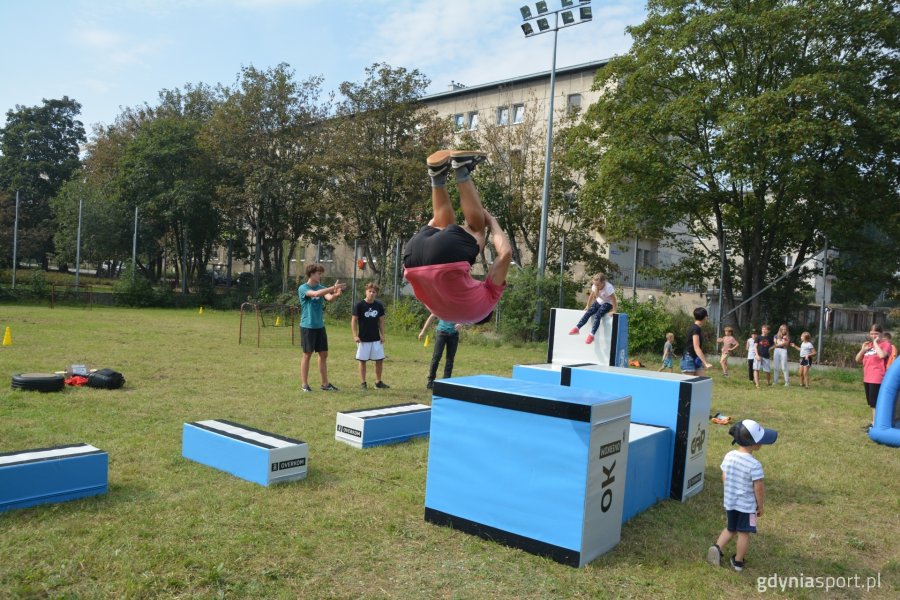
[520,1,593,324]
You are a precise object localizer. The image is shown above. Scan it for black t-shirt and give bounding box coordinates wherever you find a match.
[353,300,385,342]
[685,324,703,359]
[756,335,774,359]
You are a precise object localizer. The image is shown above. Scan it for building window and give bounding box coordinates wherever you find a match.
[468,111,479,130]
[567,93,582,114]
[453,114,465,130]
[317,243,335,263]
[497,106,509,125]
[513,104,525,124]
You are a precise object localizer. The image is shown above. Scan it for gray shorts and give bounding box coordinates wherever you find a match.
[754,357,771,372]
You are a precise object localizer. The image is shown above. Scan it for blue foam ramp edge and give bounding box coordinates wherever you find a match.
[870,360,900,447]
[0,444,108,512]
[424,374,631,568]
[182,420,308,486]
[623,424,672,523]
[336,403,431,448]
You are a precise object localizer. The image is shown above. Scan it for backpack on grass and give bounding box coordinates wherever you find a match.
[87,368,125,390]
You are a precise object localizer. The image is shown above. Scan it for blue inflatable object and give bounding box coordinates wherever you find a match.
[869,360,900,447]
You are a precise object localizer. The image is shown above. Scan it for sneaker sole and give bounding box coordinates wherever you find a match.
[427,150,452,167]
[706,546,721,567]
[449,150,486,160]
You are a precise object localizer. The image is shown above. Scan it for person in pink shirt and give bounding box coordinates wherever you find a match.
[403,150,512,324]
[855,323,892,429]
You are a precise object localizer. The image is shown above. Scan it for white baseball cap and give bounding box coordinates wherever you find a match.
[732,419,778,446]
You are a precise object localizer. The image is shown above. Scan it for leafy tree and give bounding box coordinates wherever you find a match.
[462,97,609,276]
[203,64,330,295]
[0,97,86,267]
[327,63,449,289]
[572,0,899,326]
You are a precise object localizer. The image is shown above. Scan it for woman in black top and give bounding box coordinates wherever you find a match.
[681,307,713,376]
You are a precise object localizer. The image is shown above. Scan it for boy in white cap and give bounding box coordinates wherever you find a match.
[707,419,778,572]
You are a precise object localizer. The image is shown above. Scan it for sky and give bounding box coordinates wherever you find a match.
[1,0,648,139]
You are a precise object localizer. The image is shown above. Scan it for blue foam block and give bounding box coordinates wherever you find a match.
[335,403,431,448]
[182,420,308,486]
[0,444,108,512]
[512,363,711,501]
[623,424,672,523]
[424,375,631,567]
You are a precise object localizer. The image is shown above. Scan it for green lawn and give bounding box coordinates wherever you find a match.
[0,305,897,599]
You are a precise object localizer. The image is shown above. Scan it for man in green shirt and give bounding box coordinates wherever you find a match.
[298,263,346,392]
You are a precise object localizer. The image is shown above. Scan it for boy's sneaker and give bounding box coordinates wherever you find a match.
[427,150,452,177]
[320,383,339,392]
[301,384,312,393]
[450,150,487,173]
[426,380,434,390]
[730,555,744,572]
[360,382,367,390]
[706,544,722,567]
[374,381,390,389]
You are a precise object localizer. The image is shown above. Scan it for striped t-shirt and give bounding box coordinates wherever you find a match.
[721,450,764,513]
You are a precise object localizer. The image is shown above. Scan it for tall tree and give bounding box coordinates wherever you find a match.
[0,97,86,267]
[203,64,330,292]
[327,63,449,287]
[572,0,899,325]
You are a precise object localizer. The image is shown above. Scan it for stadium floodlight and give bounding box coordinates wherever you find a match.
[516,1,594,327]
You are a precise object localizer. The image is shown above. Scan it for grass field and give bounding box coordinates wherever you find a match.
[0,305,897,599]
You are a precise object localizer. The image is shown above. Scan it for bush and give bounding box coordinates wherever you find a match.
[29,269,49,299]
[497,266,577,343]
[113,264,156,307]
[387,296,429,333]
[617,297,672,354]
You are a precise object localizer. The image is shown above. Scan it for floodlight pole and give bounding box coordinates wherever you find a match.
[75,195,83,288]
[11,190,19,289]
[521,2,592,327]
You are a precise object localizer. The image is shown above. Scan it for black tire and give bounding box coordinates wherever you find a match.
[11,373,65,393]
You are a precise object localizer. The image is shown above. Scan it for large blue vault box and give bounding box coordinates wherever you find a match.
[511,363,711,502]
[182,419,308,486]
[424,375,631,568]
[0,443,108,512]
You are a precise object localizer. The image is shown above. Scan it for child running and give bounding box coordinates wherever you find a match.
[659,332,675,372]
[717,327,739,377]
[569,273,617,345]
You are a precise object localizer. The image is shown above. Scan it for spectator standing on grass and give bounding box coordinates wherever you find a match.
[717,327,740,377]
[351,282,389,390]
[884,332,897,369]
[419,313,462,390]
[707,419,778,573]
[754,325,774,388]
[855,324,891,429]
[790,332,816,388]
[772,324,791,386]
[298,263,345,393]
[746,330,758,383]
[659,332,675,372]
[681,307,712,376]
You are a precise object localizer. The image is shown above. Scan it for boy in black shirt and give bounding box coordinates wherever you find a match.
[351,283,389,390]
